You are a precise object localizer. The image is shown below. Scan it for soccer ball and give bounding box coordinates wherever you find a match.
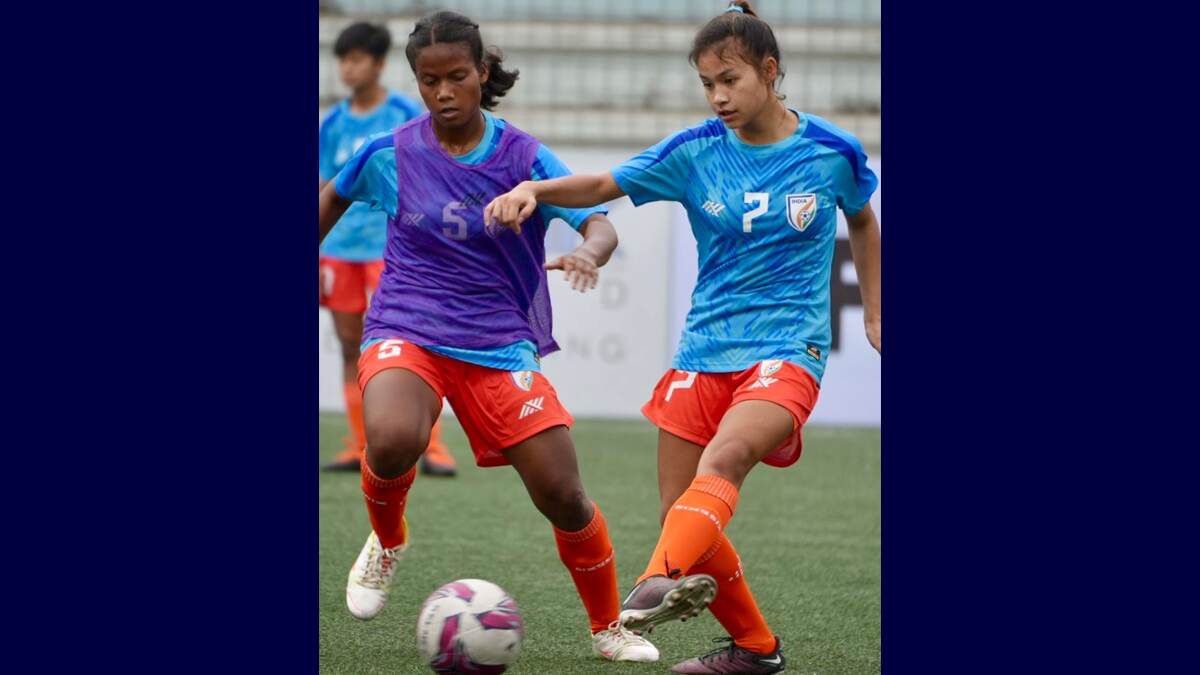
[416,579,524,674]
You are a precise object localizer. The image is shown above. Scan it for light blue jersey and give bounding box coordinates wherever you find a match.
[613,111,878,382]
[319,90,423,261]
[338,110,606,371]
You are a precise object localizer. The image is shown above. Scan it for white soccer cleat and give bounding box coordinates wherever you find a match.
[592,620,661,662]
[345,525,408,620]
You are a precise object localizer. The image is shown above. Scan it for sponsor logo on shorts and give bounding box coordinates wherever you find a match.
[749,376,778,390]
[511,370,534,392]
[519,396,545,420]
[760,360,783,377]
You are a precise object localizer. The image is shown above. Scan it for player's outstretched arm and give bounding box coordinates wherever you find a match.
[846,204,881,354]
[319,181,352,244]
[545,214,618,293]
[485,173,625,235]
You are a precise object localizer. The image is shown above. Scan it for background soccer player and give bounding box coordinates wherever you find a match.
[319,21,457,476]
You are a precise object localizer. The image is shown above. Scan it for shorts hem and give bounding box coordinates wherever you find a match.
[474,415,575,467]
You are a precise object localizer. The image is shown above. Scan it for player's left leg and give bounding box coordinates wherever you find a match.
[672,534,784,673]
[503,425,659,663]
[446,364,657,661]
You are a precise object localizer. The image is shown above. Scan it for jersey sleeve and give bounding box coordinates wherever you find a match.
[530,144,607,232]
[833,137,877,215]
[806,118,878,215]
[611,125,707,206]
[333,131,400,218]
[318,113,337,182]
[388,92,424,124]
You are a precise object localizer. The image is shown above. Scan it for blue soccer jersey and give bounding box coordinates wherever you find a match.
[612,111,878,382]
[319,90,423,261]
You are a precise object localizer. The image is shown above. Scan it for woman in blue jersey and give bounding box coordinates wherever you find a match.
[318,21,460,477]
[485,2,881,672]
[318,11,658,665]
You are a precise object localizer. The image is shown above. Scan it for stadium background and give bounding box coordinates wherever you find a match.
[319,2,880,673]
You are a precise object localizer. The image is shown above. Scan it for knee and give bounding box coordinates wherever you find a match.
[364,421,428,478]
[700,437,756,484]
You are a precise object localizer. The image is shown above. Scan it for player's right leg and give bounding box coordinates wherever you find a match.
[345,340,445,620]
[654,431,782,673]
[625,401,791,635]
[617,371,727,634]
[320,257,371,471]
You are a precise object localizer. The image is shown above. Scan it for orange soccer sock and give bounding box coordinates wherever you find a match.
[361,462,416,549]
[553,504,621,633]
[691,533,777,654]
[640,474,740,582]
[424,419,456,465]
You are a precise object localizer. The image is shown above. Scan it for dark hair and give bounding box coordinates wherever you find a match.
[689,1,785,98]
[334,22,392,60]
[405,11,519,111]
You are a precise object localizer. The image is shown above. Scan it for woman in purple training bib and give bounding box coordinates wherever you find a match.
[318,10,659,665]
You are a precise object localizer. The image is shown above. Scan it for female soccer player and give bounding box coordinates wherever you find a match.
[318,10,658,664]
[319,21,457,477]
[484,3,881,672]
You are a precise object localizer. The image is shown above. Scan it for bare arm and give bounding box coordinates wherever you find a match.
[485,173,625,234]
[544,213,618,293]
[319,181,352,244]
[846,203,881,353]
[575,214,618,267]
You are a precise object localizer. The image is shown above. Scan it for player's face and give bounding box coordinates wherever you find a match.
[696,43,777,130]
[414,42,489,130]
[338,49,384,92]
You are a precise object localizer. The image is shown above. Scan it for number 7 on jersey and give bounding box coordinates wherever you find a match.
[743,192,769,232]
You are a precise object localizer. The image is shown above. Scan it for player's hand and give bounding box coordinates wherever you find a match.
[484,183,539,235]
[865,315,881,354]
[545,249,600,293]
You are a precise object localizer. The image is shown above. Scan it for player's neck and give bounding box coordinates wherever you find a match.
[432,110,487,157]
[349,84,387,114]
[735,101,796,146]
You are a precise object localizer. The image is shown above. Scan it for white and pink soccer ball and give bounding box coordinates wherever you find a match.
[416,579,524,674]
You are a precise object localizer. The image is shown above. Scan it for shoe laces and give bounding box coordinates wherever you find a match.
[601,621,651,649]
[360,541,401,589]
[699,636,738,663]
